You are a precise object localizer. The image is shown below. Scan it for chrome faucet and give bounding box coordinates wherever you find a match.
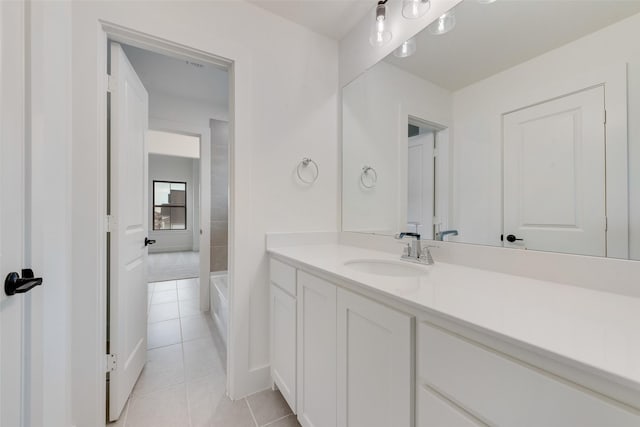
[395,232,434,265]
[435,229,458,241]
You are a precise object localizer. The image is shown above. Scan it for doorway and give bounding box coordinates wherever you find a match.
[406,117,450,241]
[106,40,230,424]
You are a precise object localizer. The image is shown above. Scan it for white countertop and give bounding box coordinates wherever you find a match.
[268,243,640,392]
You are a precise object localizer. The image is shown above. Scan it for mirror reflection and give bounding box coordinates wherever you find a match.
[342,0,640,260]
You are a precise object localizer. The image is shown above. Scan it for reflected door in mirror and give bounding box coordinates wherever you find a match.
[503,86,606,257]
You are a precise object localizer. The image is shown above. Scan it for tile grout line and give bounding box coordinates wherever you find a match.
[262,413,294,427]
[245,397,261,427]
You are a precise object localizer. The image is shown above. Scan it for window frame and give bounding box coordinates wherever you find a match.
[152,179,188,231]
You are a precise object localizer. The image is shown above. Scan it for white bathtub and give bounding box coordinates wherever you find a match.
[210,272,228,345]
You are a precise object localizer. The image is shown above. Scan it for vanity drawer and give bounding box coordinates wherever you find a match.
[417,322,640,427]
[417,384,483,427]
[270,258,296,296]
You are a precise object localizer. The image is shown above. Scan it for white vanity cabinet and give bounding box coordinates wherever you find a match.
[337,288,414,427]
[297,271,337,427]
[269,259,297,413]
[416,322,640,427]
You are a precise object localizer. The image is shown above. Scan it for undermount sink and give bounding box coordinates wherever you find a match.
[344,259,429,277]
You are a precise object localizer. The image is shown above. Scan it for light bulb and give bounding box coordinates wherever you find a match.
[428,10,456,35]
[369,3,392,47]
[402,0,431,19]
[477,0,497,3]
[393,37,417,58]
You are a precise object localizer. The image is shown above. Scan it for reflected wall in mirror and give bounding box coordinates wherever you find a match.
[342,0,640,260]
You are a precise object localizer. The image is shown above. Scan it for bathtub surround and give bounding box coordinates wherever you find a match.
[210,119,229,273]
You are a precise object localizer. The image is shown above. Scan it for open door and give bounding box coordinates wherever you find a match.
[108,42,150,421]
[503,86,606,257]
[1,2,28,425]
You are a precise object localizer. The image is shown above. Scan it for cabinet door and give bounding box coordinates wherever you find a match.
[270,284,297,413]
[297,271,337,427]
[337,288,413,427]
[417,384,484,427]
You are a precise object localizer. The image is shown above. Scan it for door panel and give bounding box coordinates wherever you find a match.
[1,1,26,425]
[337,288,413,427]
[503,86,606,256]
[108,42,149,421]
[297,271,337,427]
[407,133,435,238]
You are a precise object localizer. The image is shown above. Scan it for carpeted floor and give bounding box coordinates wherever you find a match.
[147,251,199,282]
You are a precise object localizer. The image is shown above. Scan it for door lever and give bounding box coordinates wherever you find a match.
[5,269,43,296]
[144,237,156,246]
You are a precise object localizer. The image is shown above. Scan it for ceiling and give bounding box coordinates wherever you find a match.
[246,0,374,40]
[122,44,229,108]
[384,0,640,91]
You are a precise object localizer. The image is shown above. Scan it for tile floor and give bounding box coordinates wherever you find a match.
[147,251,200,283]
[109,278,299,427]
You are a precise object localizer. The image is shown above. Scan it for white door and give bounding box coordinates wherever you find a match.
[407,132,435,238]
[337,288,413,427]
[108,42,150,421]
[297,271,337,427]
[1,2,31,425]
[503,86,606,256]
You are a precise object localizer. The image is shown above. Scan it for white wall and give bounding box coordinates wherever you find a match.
[451,12,640,259]
[70,2,338,426]
[342,61,451,233]
[148,154,199,253]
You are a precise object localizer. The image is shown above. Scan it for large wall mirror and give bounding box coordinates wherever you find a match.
[342,0,640,260]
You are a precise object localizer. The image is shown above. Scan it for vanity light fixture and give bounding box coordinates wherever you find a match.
[370,0,393,47]
[402,0,431,19]
[477,0,497,3]
[428,10,456,35]
[393,37,417,58]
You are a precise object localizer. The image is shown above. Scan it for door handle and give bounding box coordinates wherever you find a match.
[5,269,43,296]
[144,237,156,246]
[505,234,523,243]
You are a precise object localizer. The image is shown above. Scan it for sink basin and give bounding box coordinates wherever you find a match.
[344,259,429,277]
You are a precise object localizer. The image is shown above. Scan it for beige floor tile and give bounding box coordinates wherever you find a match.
[264,414,301,427]
[152,289,179,304]
[154,280,178,292]
[183,337,224,381]
[148,301,180,323]
[147,318,182,349]
[133,344,184,397]
[181,314,213,342]
[246,389,292,426]
[210,397,256,427]
[179,299,202,318]
[178,285,199,301]
[187,374,228,427]
[126,383,189,427]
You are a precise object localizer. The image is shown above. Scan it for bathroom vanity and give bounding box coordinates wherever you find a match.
[268,241,640,427]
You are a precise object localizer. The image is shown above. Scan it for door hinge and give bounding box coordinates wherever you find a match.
[605,216,608,232]
[105,215,113,233]
[107,74,115,93]
[433,148,439,157]
[105,353,117,372]
[603,110,607,125]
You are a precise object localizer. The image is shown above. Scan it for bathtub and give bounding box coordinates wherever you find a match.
[210,272,228,345]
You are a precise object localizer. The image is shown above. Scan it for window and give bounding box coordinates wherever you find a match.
[153,181,187,230]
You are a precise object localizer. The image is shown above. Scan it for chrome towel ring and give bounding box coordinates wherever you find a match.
[297,157,319,184]
[361,165,378,189]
